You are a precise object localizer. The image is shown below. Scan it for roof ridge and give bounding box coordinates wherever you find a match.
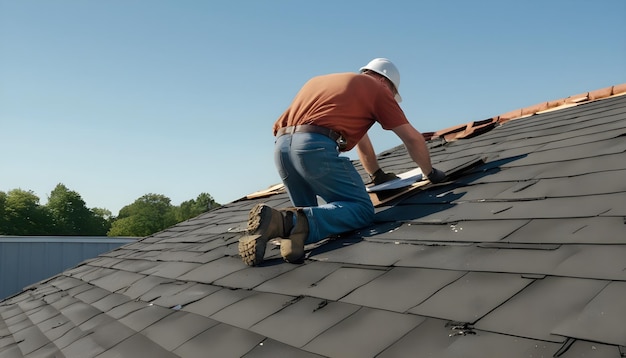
[424,83,626,142]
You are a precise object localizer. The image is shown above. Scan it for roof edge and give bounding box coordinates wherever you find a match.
[424,83,626,142]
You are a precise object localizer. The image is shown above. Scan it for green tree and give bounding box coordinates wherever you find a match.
[89,212,111,235]
[2,189,53,235]
[108,193,177,237]
[46,183,110,235]
[92,207,114,230]
[176,192,219,221]
[0,191,7,234]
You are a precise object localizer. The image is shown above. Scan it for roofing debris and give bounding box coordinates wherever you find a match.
[1,84,625,357]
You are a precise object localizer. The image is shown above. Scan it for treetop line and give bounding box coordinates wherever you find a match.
[0,183,219,237]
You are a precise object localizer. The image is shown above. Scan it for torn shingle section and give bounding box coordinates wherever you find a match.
[475,277,609,343]
[407,271,534,323]
[552,281,626,346]
[377,318,561,358]
[1,86,626,357]
[301,307,424,358]
[340,267,466,312]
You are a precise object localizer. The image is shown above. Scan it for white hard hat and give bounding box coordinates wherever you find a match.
[360,58,402,103]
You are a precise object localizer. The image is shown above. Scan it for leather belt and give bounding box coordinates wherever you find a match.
[276,124,342,142]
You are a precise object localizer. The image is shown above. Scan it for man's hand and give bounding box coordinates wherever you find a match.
[426,168,446,183]
[370,168,399,185]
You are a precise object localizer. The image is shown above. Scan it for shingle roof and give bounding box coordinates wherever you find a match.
[1,86,625,357]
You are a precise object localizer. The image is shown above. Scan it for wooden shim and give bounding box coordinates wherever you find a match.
[245,183,285,199]
[369,179,430,207]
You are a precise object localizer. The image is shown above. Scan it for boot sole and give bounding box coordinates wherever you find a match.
[239,234,263,266]
[238,204,271,266]
[247,203,266,234]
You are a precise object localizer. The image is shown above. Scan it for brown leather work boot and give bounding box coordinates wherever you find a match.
[280,210,309,264]
[238,203,295,266]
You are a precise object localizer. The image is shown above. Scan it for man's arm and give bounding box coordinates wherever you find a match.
[356,133,399,184]
[392,123,434,175]
[356,133,380,175]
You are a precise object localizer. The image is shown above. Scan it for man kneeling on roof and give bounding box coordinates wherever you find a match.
[239,58,446,266]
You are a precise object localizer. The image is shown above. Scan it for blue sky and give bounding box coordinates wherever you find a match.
[2,0,625,215]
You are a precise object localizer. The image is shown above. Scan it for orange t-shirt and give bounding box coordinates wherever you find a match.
[273,72,409,151]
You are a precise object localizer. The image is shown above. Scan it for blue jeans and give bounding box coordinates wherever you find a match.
[274,132,375,244]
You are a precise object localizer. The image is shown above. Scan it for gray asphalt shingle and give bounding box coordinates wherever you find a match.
[1,90,626,357]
